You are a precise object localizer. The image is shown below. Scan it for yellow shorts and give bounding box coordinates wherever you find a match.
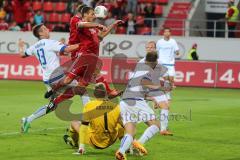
[85,125,124,149]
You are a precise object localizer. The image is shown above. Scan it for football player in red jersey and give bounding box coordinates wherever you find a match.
[47,6,123,112]
[67,4,122,99]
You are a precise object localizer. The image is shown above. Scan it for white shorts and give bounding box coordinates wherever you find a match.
[120,99,156,125]
[163,65,175,77]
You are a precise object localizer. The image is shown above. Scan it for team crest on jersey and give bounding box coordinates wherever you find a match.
[89,28,97,34]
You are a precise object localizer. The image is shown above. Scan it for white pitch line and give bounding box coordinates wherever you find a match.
[0,127,66,136]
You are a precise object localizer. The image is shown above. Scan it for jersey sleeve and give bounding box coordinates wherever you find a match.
[24,46,34,56]
[50,40,67,53]
[173,40,179,52]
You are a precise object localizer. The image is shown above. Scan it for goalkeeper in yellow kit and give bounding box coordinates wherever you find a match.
[63,83,126,154]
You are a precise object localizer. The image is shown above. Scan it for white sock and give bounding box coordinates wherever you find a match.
[138,125,159,144]
[119,134,133,154]
[81,94,90,106]
[79,143,85,149]
[27,105,47,123]
[160,109,169,131]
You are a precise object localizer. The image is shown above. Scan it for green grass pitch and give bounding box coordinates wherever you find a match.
[0,80,240,160]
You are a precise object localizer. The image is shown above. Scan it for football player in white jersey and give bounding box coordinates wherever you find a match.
[156,28,179,135]
[115,51,172,160]
[145,41,173,136]
[18,24,89,133]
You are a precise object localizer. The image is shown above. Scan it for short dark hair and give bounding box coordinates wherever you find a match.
[81,6,93,16]
[147,41,156,48]
[94,83,106,98]
[76,4,87,13]
[163,27,171,32]
[32,24,44,39]
[145,51,158,62]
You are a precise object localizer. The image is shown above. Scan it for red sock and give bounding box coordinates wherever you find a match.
[96,75,112,93]
[54,88,75,105]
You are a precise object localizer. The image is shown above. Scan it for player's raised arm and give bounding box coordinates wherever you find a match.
[77,21,107,30]
[98,20,124,39]
[63,43,80,53]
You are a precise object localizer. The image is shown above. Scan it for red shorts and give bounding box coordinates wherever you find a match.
[67,53,101,84]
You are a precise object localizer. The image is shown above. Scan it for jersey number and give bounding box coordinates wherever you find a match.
[37,48,47,66]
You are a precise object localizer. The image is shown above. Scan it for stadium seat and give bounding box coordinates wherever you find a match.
[43,2,54,12]
[46,23,55,31]
[115,26,126,34]
[164,20,184,28]
[135,16,144,26]
[145,0,155,3]
[168,13,187,19]
[24,1,31,11]
[156,0,168,4]
[33,1,42,11]
[137,27,151,35]
[48,13,59,23]
[61,13,71,23]
[171,30,184,36]
[55,2,66,12]
[154,5,163,15]
[26,12,34,20]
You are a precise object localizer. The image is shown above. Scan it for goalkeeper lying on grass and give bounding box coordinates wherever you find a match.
[63,83,146,156]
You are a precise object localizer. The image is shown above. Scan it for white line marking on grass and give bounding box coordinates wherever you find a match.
[0,127,66,136]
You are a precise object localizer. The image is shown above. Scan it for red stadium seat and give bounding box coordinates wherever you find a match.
[26,12,34,20]
[156,0,168,4]
[61,13,71,23]
[33,1,42,11]
[48,13,59,23]
[164,20,184,28]
[171,29,184,36]
[145,0,155,3]
[43,2,54,12]
[24,1,31,11]
[135,16,144,26]
[115,26,126,34]
[168,13,187,19]
[154,5,163,15]
[46,24,55,31]
[55,2,66,12]
[137,27,151,35]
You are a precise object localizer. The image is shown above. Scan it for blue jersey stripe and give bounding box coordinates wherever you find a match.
[43,74,64,85]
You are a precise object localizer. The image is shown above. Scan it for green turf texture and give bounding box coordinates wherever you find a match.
[0,80,240,160]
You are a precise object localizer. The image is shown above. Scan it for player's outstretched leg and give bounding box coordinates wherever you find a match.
[134,121,160,155]
[95,75,123,99]
[46,86,86,113]
[116,123,136,160]
[21,105,48,133]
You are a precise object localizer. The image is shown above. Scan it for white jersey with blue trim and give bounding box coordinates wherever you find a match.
[24,39,66,82]
[156,38,179,65]
[122,58,167,100]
